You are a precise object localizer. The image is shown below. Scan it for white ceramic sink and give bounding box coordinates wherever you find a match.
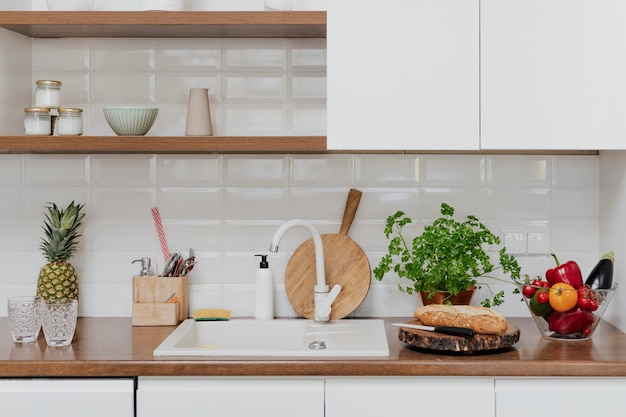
[153,319,390,357]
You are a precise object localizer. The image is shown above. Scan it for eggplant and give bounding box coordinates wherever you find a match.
[584,251,614,289]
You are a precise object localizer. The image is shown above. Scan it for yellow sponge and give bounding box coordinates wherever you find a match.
[193,308,231,321]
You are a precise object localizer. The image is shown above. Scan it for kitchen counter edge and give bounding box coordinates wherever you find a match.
[1,317,624,378]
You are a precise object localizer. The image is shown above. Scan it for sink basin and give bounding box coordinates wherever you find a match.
[153,319,390,357]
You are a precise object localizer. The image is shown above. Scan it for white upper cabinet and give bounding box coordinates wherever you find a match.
[327,0,479,150]
[481,0,626,150]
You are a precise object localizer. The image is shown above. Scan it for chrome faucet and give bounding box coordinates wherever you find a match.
[269,219,342,322]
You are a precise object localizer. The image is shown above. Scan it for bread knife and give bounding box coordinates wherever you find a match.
[392,322,475,338]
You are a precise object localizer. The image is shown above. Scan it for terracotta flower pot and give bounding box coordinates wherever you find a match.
[420,286,476,306]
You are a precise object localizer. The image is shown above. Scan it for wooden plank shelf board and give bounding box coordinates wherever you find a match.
[0,11,327,38]
[0,136,327,153]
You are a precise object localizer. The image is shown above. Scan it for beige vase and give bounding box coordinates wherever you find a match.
[420,285,476,306]
[185,88,213,136]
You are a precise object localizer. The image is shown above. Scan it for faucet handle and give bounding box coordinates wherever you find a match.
[315,284,342,321]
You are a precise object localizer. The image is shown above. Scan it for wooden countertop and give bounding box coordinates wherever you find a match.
[1,317,625,378]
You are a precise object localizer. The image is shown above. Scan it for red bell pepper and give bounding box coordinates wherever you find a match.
[545,253,583,289]
[548,308,594,335]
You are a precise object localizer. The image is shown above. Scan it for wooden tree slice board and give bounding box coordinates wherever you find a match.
[397,320,521,353]
[284,235,371,319]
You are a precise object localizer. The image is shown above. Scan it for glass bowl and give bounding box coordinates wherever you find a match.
[518,282,617,341]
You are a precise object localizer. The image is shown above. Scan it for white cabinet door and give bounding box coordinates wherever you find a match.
[327,0,479,150]
[0,379,134,417]
[137,377,324,417]
[481,0,626,150]
[326,378,495,417]
[496,378,626,417]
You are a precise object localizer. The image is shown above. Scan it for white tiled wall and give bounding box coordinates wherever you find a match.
[26,37,326,137]
[0,153,600,319]
[0,7,603,321]
[0,29,31,134]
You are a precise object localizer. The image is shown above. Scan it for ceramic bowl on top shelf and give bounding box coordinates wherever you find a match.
[103,106,159,136]
[518,282,617,341]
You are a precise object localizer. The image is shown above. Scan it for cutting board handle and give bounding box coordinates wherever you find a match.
[339,188,362,236]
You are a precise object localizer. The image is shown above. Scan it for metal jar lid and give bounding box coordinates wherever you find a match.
[35,80,62,86]
[24,107,51,113]
[58,107,83,114]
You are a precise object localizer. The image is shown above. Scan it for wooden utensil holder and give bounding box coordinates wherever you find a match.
[132,275,188,326]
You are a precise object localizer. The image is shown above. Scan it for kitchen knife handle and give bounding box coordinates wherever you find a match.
[433,326,475,338]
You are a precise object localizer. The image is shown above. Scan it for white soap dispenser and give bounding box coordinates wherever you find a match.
[255,254,274,320]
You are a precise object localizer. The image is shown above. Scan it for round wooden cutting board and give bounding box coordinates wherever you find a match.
[397,320,521,353]
[284,189,371,320]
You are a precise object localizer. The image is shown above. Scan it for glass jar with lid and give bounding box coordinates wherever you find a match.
[24,108,52,135]
[35,80,62,109]
[57,108,83,136]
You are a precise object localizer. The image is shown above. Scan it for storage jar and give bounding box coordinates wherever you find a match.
[57,108,83,136]
[24,108,52,136]
[35,80,62,109]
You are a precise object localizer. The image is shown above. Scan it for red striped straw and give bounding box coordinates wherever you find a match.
[151,207,170,263]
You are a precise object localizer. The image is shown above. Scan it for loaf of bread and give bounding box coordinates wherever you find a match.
[414,304,508,335]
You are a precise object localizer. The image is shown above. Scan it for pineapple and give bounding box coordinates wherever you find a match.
[36,201,85,301]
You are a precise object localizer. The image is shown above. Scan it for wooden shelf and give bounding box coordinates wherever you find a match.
[0,135,327,153]
[0,11,327,153]
[0,11,326,38]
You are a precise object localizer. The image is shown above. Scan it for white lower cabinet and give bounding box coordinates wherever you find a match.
[0,378,134,417]
[495,378,626,417]
[136,377,324,417]
[137,376,626,417]
[325,377,495,417]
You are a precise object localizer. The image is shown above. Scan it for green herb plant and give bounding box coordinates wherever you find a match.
[373,202,522,307]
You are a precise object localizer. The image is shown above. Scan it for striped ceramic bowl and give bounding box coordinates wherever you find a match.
[103,106,159,136]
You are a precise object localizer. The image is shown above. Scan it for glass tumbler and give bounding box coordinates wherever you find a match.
[7,296,42,343]
[39,299,78,347]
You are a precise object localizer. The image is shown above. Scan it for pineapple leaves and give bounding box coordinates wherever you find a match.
[39,201,85,263]
[373,202,522,307]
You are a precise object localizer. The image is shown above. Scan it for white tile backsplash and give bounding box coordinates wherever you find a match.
[31,38,90,72]
[487,155,551,185]
[0,153,601,319]
[91,154,156,187]
[291,154,353,186]
[157,154,222,186]
[28,37,326,136]
[0,29,31,135]
[0,25,602,320]
[24,154,89,186]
